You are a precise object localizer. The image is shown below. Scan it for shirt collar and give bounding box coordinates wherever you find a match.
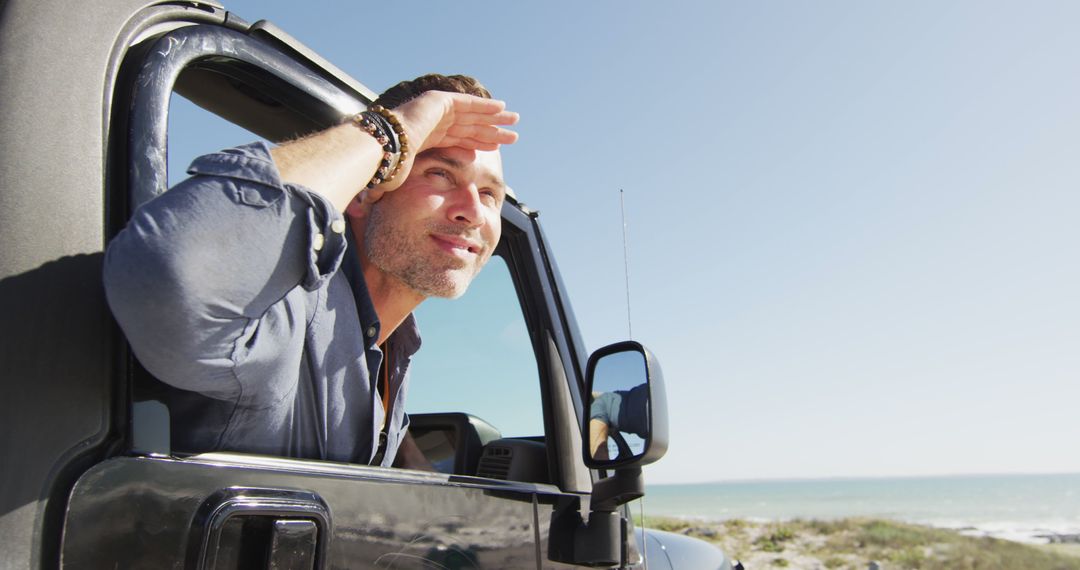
[342,222,381,350]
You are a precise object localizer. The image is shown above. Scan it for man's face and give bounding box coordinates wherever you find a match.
[362,147,505,299]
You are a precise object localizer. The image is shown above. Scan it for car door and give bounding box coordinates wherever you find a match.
[59,10,576,569]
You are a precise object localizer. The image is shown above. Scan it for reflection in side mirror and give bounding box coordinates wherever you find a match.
[589,355,649,462]
[583,341,668,470]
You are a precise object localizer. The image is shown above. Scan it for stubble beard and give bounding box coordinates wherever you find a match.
[363,201,486,299]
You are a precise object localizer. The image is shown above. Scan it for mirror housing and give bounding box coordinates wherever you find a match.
[548,341,670,567]
[582,341,668,470]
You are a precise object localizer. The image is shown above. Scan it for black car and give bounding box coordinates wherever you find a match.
[0,2,732,568]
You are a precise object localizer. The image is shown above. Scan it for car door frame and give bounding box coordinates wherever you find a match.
[62,7,606,569]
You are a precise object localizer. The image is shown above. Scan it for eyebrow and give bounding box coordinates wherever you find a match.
[428,151,506,193]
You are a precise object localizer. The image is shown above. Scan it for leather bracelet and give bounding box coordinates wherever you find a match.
[368,105,410,186]
[350,109,406,189]
[365,111,399,153]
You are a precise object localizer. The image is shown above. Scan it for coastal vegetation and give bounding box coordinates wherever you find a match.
[640,516,1080,569]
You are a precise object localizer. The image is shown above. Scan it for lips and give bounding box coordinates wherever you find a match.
[429,233,482,257]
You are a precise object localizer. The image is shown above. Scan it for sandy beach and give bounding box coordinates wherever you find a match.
[642,517,1080,569]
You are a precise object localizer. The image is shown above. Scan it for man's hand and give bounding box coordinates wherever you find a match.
[271,92,518,213]
[360,92,519,204]
[399,91,519,154]
[394,431,437,472]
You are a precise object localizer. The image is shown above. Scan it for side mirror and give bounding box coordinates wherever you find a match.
[549,341,670,567]
[582,341,668,470]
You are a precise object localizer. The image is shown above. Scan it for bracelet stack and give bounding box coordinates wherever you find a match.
[351,105,410,189]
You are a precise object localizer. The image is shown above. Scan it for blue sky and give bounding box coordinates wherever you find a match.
[175,0,1080,483]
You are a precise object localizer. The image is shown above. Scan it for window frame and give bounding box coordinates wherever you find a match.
[119,21,575,490]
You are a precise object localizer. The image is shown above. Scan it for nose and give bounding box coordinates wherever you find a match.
[446,182,485,228]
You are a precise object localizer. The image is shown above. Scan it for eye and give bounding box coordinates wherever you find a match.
[479,189,501,207]
[425,167,455,190]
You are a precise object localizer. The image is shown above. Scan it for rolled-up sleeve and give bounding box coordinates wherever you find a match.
[103,142,347,405]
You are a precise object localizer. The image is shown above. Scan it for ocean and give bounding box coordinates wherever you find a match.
[642,473,1080,543]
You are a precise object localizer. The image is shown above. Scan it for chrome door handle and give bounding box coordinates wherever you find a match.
[190,487,330,570]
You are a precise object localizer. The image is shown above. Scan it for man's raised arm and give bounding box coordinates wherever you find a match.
[102,91,517,400]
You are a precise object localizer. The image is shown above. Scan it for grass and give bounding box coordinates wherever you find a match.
[638,516,1080,570]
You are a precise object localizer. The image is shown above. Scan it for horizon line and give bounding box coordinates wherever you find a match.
[646,470,1080,487]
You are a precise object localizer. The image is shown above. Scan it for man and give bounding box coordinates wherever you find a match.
[104,74,518,468]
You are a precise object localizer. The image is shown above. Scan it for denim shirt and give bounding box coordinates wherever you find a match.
[103,142,418,466]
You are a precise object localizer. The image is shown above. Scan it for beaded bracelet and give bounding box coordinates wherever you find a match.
[350,112,395,189]
[350,105,411,189]
[369,105,410,186]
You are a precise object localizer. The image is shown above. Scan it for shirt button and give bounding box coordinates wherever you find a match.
[312,233,325,251]
[331,219,346,234]
[366,326,377,338]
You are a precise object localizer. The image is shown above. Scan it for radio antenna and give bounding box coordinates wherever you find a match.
[620,189,633,340]
[622,188,645,567]
[623,189,647,568]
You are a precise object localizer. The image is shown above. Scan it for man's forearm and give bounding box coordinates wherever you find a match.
[589,419,610,461]
[270,121,384,213]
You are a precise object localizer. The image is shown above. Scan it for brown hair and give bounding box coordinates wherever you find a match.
[373,73,492,109]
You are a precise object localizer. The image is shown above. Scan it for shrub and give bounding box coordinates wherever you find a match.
[757,539,784,553]
[755,526,796,553]
[823,555,848,569]
[772,526,796,542]
[640,516,691,533]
